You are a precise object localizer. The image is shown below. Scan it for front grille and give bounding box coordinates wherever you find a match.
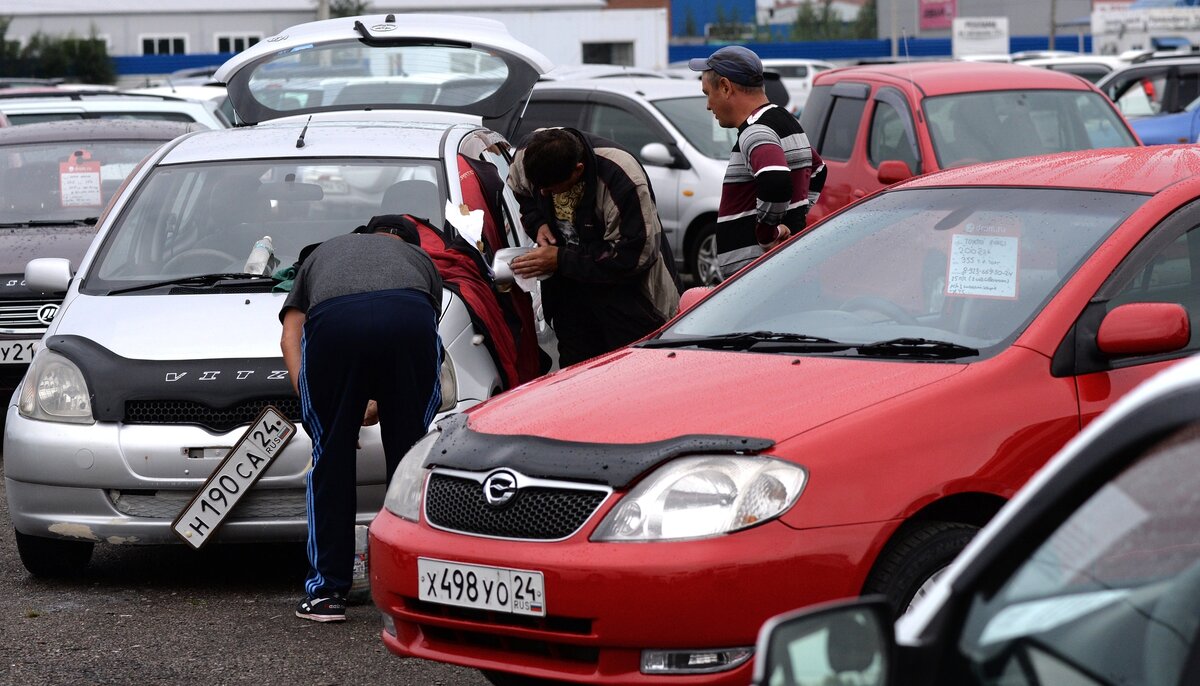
[124,397,301,433]
[422,624,600,667]
[405,597,593,635]
[109,488,307,519]
[0,299,58,331]
[425,473,607,540]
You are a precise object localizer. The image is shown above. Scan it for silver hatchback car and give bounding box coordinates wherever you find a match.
[4,14,552,576]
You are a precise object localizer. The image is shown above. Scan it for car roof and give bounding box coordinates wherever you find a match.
[0,118,198,144]
[898,145,1200,194]
[158,119,465,165]
[817,61,1097,96]
[1019,55,1127,68]
[542,64,670,81]
[533,77,707,100]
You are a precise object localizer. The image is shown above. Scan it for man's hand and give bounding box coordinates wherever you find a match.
[511,245,558,278]
[535,224,557,247]
[761,224,791,251]
[362,400,379,427]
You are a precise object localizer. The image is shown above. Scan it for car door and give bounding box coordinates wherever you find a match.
[801,81,871,223]
[583,94,681,240]
[866,87,923,180]
[1060,200,1200,427]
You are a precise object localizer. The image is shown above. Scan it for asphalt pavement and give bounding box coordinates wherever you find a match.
[0,455,491,686]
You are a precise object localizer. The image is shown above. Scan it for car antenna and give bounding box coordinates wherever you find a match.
[902,29,924,131]
[296,115,312,148]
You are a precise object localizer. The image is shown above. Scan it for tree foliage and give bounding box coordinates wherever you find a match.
[0,17,115,84]
[328,0,372,18]
[790,0,877,41]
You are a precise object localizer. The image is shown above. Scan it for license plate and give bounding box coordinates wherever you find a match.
[418,558,546,616]
[0,340,36,364]
[171,406,297,550]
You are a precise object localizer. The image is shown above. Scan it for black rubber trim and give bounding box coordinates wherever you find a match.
[429,413,774,489]
[45,335,292,422]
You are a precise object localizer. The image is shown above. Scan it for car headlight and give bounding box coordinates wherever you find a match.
[382,429,440,522]
[438,352,457,413]
[18,350,94,424]
[592,456,806,542]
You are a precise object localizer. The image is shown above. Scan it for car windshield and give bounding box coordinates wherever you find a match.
[7,112,200,126]
[83,158,443,293]
[652,96,739,159]
[0,139,166,225]
[924,90,1136,168]
[243,43,509,114]
[957,422,1200,686]
[654,187,1145,359]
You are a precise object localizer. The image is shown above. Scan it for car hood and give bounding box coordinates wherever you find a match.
[217,13,552,125]
[466,347,967,444]
[0,224,96,292]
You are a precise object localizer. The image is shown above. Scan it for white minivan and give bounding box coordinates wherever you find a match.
[3,14,553,576]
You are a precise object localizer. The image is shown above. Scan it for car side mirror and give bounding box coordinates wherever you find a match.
[25,258,72,295]
[640,142,676,167]
[679,286,712,313]
[1097,302,1190,356]
[877,160,914,185]
[752,597,894,686]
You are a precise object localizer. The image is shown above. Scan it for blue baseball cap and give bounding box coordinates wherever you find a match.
[688,46,764,87]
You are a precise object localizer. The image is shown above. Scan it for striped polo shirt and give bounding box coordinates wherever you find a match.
[717,103,826,276]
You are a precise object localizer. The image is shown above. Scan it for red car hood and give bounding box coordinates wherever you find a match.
[466,347,968,444]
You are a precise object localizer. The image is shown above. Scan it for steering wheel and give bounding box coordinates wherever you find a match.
[162,248,241,273]
[841,295,918,326]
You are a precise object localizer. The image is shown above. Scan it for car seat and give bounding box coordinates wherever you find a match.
[381,179,442,228]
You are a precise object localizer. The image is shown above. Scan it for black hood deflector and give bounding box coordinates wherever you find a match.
[429,413,775,489]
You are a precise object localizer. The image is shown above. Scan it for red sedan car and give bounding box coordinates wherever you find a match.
[801,62,1140,223]
[371,145,1199,685]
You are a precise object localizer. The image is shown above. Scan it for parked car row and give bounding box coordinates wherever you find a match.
[6,15,1200,686]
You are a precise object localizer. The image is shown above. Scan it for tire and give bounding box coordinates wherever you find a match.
[862,521,978,618]
[686,222,722,286]
[482,671,569,686]
[14,530,94,578]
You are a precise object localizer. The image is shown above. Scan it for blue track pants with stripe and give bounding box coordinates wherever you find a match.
[298,288,441,598]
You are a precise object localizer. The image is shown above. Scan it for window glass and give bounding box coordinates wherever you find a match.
[511,100,583,143]
[867,99,918,171]
[85,159,443,291]
[958,422,1200,686]
[586,103,666,164]
[1107,226,1200,353]
[799,85,833,150]
[1049,64,1110,84]
[818,96,866,161]
[653,96,738,160]
[657,188,1144,357]
[1105,71,1168,118]
[924,90,1136,167]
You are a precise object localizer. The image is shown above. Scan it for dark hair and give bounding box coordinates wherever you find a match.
[522,129,583,189]
[355,214,421,245]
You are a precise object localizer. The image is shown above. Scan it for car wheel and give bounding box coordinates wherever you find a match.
[687,222,722,286]
[14,530,94,578]
[862,521,978,618]
[482,670,569,686]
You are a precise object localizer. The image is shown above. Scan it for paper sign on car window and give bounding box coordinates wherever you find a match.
[171,405,297,550]
[59,151,103,207]
[947,234,1019,299]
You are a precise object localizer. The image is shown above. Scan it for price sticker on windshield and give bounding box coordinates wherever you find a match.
[947,234,1019,299]
[59,151,103,207]
[172,405,296,550]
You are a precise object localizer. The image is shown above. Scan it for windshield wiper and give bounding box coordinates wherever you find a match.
[854,337,979,360]
[639,330,850,352]
[0,218,98,228]
[107,273,278,295]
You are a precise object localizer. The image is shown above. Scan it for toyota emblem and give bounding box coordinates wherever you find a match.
[36,303,59,325]
[482,470,519,508]
[371,24,398,32]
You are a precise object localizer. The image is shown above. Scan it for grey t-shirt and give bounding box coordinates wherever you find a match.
[280,233,443,320]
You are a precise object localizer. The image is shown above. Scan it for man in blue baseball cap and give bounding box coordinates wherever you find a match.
[690,46,826,279]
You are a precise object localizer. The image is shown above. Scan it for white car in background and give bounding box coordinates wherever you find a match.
[0,90,228,128]
[125,84,235,126]
[759,57,835,114]
[489,76,737,284]
[1018,54,1128,84]
[3,13,552,576]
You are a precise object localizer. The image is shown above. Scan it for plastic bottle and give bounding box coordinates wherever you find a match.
[348,524,371,604]
[243,235,279,275]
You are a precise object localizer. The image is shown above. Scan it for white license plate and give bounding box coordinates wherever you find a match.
[0,340,36,364]
[171,406,297,549]
[418,558,546,616]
